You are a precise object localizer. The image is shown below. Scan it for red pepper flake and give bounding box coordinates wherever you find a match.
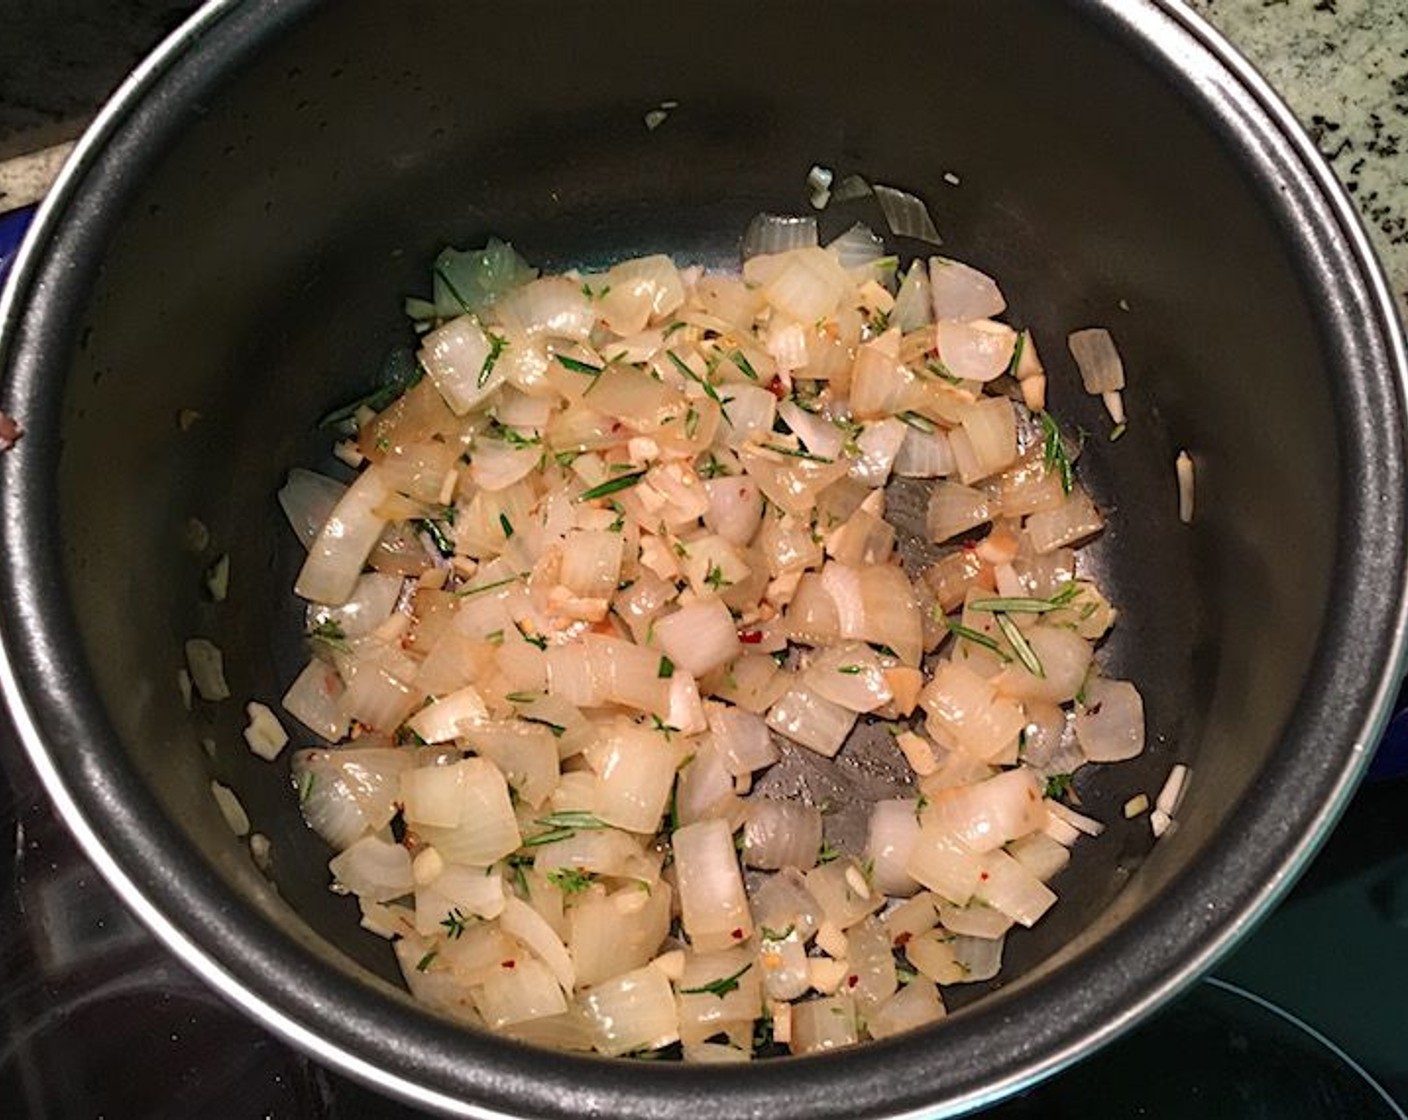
[766,375,786,400]
[979,871,990,882]
[501,960,516,969]
[739,630,764,645]
[847,974,859,988]
[731,927,745,940]
[894,931,913,947]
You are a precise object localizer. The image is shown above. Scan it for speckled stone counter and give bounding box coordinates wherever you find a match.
[1191,0,1408,317]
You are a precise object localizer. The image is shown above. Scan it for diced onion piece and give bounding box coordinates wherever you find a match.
[569,882,673,987]
[418,315,503,415]
[760,247,852,323]
[676,946,762,1045]
[673,818,753,951]
[295,465,393,605]
[329,835,413,902]
[1068,327,1125,394]
[929,257,1005,321]
[994,626,1094,705]
[703,476,765,547]
[598,254,686,335]
[845,916,899,1012]
[502,895,575,993]
[406,685,489,744]
[742,214,818,260]
[415,864,505,934]
[741,798,823,871]
[865,799,921,897]
[904,827,984,905]
[185,638,231,702]
[403,758,521,864]
[892,261,933,332]
[705,702,779,776]
[1024,486,1104,554]
[959,397,1018,478]
[788,994,860,1054]
[894,426,956,478]
[309,572,403,639]
[291,747,411,850]
[935,320,1017,383]
[1074,678,1146,762]
[926,481,992,543]
[578,966,680,1056]
[497,277,595,341]
[972,847,1056,927]
[654,597,741,678]
[869,978,946,1039]
[279,468,347,550]
[588,721,680,834]
[766,684,857,758]
[475,957,567,1029]
[805,858,883,930]
[1007,831,1072,882]
[282,658,349,741]
[874,184,942,245]
[920,662,1026,760]
[924,769,1045,853]
[950,933,1005,982]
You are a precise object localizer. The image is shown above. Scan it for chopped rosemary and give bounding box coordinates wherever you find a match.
[1039,411,1075,495]
[897,410,936,434]
[662,320,687,338]
[760,442,834,464]
[454,573,523,598]
[521,827,575,848]
[1006,328,1027,379]
[994,612,1045,678]
[1044,772,1074,800]
[679,962,752,998]
[968,585,1081,614]
[547,867,595,894]
[439,907,471,940]
[535,810,609,831]
[514,620,548,650]
[417,518,455,557]
[943,618,1009,660]
[556,354,603,375]
[729,348,760,380]
[505,690,539,703]
[666,349,728,418]
[308,619,348,651]
[658,655,675,679]
[416,951,438,972]
[837,664,865,675]
[703,560,731,591]
[684,404,701,440]
[478,330,509,388]
[498,512,515,539]
[579,470,647,502]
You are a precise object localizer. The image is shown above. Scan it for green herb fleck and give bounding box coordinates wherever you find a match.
[498,512,515,539]
[439,907,471,940]
[308,619,348,651]
[554,449,582,468]
[704,560,731,591]
[1109,421,1128,442]
[895,964,918,985]
[658,655,675,679]
[556,354,604,375]
[760,924,795,942]
[535,810,609,832]
[547,867,595,894]
[684,404,701,440]
[698,452,729,479]
[760,442,834,464]
[662,320,687,338]
[514,620,548,651]
[729,348,760,380]
[505,690,539,704]
[1044,773,1074,800]
[666,349,728,420]
[943,618,1009,660]
[416,951,438,972]
[650,714,682,740]
[924,358,964,386]
[897,410,936,434]
[455,573,523,599]
[968,585,1081,614]
[817,840,841,864]
[579,470,647,502]
[1039,411,1075,495]
[994,612,1045,678]
[478,330,509,388]
[1006,329,1027,379]
[679,962,752,998]
[297,770,315,805]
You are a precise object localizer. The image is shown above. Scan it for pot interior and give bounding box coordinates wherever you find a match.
[3,1,1401,1117]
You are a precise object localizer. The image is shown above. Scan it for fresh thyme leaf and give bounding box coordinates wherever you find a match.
[498,512,515,539]
[994,612,1045,678]
[760,923,795,942]
[1044,772,1074,800]
[554,449,581,468]
[897,410,936,434]
[418,518,455,557]
[521,826,575,848]
[760,442,834,464]
[535,810,609,831]
[547,867,595,894]
[514,620,548,651]
[817,840,841,864]
[579,470,647,502]
[698,452,729,479]
[684,404,700,440]
[658,655,675,679]
[478,330,509,388]
[489,422,540,448]
[679,962,752,998]
[924,358,964,386]
[308,619,348,651]
[556,354,604,375]
[837,664,865,675]
[416,951,438,972]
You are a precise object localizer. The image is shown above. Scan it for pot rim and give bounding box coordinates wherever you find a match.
[1,2,1405,1117]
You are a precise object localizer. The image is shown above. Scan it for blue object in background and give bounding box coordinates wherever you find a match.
[0,205,36,288]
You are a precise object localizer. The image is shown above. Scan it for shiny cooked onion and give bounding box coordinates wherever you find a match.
[270,221,1152,1060]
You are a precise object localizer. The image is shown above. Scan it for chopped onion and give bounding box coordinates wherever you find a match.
[825,222,886,269]
[329,835,413,902]
[673,818,753,951]
[950,933,1005,982]
[1156,763,1190,816]
[295,465,394,606]
[766,683,857,758]
[279,468,347,550]
[892,260,934,332]
[653,598,741,678]
[578,966,680,1056]
[894,426,956,478]
[741,798,823,870]
[926,481,992,543]
[282,658,349,741]
[705,702,778,776]
[929,257,1005,321]
[874,184,942,245]
[1074,678,1146,762]
[923,768,1045,853]
[1068,327,1125,394]
[936,319,1017,382]
[868,978,946,1039]
[742,214,818,260]
[865,799,921,896]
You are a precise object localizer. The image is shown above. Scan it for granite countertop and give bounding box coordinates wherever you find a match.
[1,1,1407,316]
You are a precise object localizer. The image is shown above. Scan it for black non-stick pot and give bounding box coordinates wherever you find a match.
[1,2,1405,1117]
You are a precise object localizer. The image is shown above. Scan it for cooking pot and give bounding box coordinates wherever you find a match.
[1,1,1405,1116]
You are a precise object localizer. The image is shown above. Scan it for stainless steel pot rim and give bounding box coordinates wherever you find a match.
[1,2,1404,1118]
